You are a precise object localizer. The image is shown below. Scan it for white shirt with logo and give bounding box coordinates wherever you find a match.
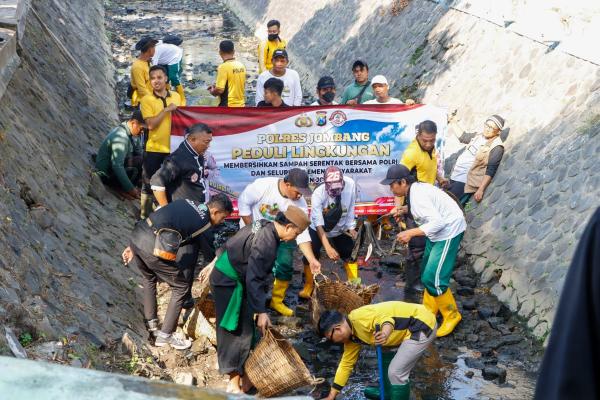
[255,69,303,106]
[310,176,356,237]
[409,182,466,242]
[237,177,310,243]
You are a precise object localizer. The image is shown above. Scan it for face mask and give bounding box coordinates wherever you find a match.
[321,92,335,103]
[268,34,279,41]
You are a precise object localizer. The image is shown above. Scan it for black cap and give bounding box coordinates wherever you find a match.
[163,34,183,46]
[272,49,288,60]
[130,110,145,124]
[317,76,335,89]
[135,36,158,52]
[380,164,411,185]
[285,168,311,196]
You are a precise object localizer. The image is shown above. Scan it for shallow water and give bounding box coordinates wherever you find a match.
[106,2,540,398]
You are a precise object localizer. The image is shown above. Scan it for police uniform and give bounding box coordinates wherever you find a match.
[150,139,214,303]
[129,199,212,334]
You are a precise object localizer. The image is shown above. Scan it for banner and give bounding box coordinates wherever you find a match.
[171,104,447,216]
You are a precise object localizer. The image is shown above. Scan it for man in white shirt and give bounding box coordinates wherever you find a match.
[381,164,466,337]
[255,49,303,106]
[364,75,414,105]
[310,76,339,106]
[299,167,358,299]
[152,35,186,105]
[237,168,321,316]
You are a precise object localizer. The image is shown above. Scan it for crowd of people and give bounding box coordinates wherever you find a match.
[96,20,508,400]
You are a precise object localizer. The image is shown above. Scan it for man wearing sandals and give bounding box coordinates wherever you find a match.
[381,164,466,338]
[318,302,437,400]
[210,206,310,393]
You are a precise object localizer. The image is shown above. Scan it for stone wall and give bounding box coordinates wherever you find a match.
[224,0,600,339]
[0,0,144,350]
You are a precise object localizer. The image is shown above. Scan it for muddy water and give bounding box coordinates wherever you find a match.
[106,0,259,114]
[106,2,541,399]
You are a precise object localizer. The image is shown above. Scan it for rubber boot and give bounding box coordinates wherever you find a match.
[422,290,438,315]
[298,265,314,299]
[343,261,359,282]
[176,84,186,106]
[363,351,394,400]
[140,192,154,220]
[404,259,424,294]
[390,383,410,400]
[269,279,294,316]
[435,289,462,337]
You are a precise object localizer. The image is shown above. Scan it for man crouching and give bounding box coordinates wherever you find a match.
[318,302,437,400]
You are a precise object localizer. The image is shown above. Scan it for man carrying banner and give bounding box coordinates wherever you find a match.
[299,167,358,299]
[311,76,338,106]
[341,60,375,105]
[364,75,415,105]
[382,164,466,337]
[237,168,321,316]
[140,65,182,219]
[210,206,310,393]
[255,49,302,106]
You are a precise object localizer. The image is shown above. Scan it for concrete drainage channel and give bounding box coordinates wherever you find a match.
[104,1,544,399]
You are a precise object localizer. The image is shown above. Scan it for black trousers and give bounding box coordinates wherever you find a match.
[142,151,168,194]
[210,268,255,375]
[448,179,466,200]
[302,227,354,264]
[130,242,190,334]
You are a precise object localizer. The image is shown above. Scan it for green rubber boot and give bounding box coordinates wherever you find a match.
[363,351,395,400]
[390,382,410,400]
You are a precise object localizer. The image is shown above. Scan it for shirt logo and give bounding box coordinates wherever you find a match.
[259,203,280,221]
[190,173,199,183]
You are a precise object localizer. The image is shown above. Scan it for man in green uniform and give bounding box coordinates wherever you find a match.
[94,110,145,199]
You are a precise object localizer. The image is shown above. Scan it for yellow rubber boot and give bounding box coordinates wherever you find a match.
[269,279,294,316]
[298,265,314,299]
[435,289,462,337]
[344,262,359,282]
[176,84,187,106]
[422,290,438,315]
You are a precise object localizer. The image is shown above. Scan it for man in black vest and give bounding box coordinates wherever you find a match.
[122,194,233,350]
[150,122,216,308]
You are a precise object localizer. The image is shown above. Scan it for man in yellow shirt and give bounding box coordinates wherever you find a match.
[258,20,287,73]
[139,65,181,219]
[319,302,436,400]
[397,120,448,295]
[208,40,247,107]
[131,36,157,107]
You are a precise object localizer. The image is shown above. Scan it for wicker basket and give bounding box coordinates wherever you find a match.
[311,273,365,328]
[183,296,217,345]
[245,328,320,397]
[353,283,380,305]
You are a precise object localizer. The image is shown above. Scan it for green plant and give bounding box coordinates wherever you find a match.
[19,332,33,347]
[409,40,427,65]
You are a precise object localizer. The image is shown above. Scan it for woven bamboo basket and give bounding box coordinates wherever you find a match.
[183,296,217,345]
[353,283,380,304]
[245,328,321,397]
[311,273,365,328]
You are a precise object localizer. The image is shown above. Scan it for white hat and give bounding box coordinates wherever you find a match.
[371,75,388,86]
